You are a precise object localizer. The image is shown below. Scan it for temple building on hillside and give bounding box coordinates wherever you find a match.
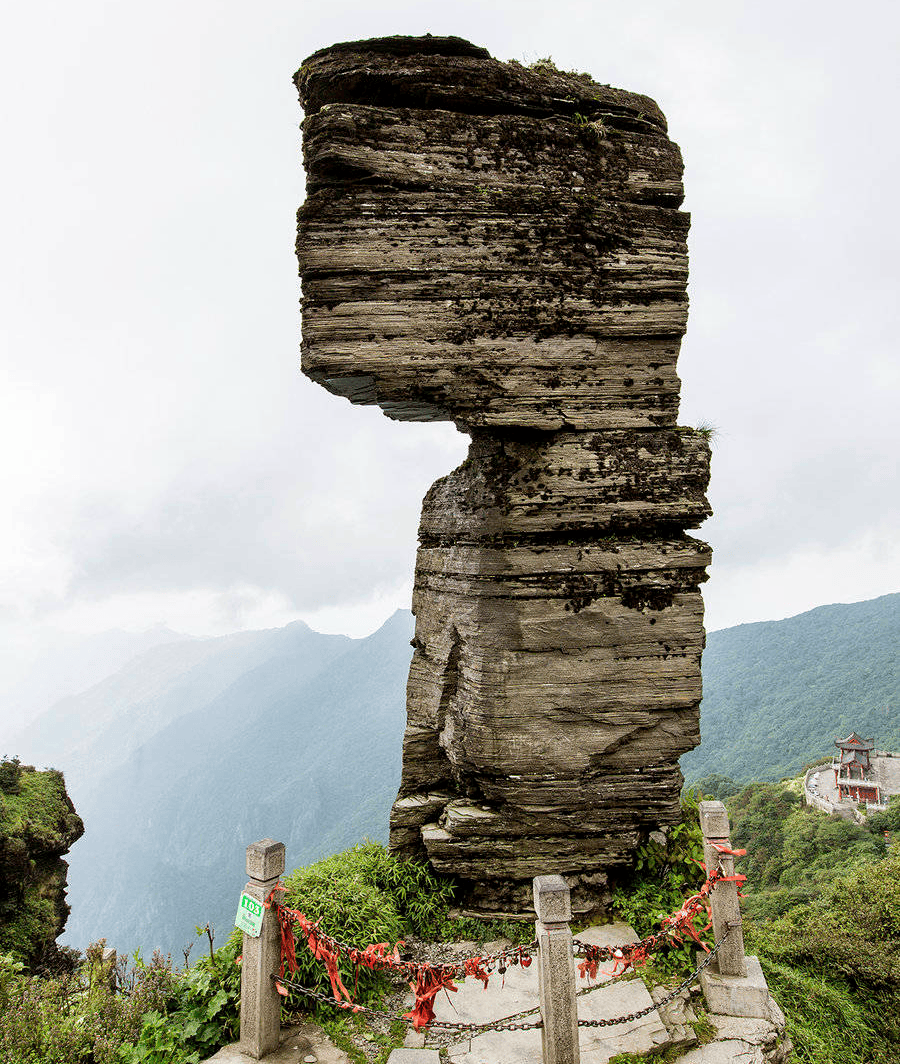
[833,733,881,804]
[807,733,900,815]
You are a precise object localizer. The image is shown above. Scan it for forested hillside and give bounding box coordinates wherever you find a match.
[682,593,900,783]
[726,781,900,1062]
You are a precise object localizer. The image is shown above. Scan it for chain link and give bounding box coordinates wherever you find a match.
[573,927,672,958]
[273,923,731,1034]
[576,924,730,1027]
[272,974,543,1032]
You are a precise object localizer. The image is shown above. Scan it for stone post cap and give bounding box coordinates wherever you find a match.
[533,874,571,923]
[246,839,285,881]
[698,800,731,839]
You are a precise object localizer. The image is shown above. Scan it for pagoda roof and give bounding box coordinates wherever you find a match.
[842,750,868,765]
[835,733,874,750]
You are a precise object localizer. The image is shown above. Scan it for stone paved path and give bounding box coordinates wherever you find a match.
[420,923,671,1064]
[204,1022,349,1063]
[205,927,788,1064]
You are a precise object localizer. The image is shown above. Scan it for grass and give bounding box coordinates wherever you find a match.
[0,764,82,846]
[317,1012,408,1064]
[756,953,888,1064]
[278,841,532,1013]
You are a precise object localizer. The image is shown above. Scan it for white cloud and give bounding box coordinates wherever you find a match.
[705,529,900,633]
[0,0,897,643]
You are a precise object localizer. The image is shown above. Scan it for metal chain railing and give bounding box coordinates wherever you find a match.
[267,848,745,1041]
[272,922,733,1035]
[575,923,731,1028]
[272,973,544,1032]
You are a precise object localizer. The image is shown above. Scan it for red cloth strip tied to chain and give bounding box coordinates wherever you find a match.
[265,884,465,1028]
[579,852,749,981]
[404,966,459,1030]
[266,885,356,1005]
[577,930,667,981]
[708,841,747,859]
[659,854,747,952]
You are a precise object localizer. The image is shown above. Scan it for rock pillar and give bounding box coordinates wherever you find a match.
[295,36,711,913]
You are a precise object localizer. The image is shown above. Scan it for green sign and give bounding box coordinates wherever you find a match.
[235,892,264,937]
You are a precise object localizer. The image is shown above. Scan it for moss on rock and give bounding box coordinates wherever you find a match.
[0,757,84,968]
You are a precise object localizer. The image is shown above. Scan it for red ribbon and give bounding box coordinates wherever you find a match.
[264,859,745,1029]
[403,966,458,1030]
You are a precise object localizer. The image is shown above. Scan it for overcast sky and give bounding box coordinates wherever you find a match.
[1,0,898,657]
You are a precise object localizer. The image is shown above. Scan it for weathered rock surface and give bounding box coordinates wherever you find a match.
[297,36,689,431]
[295,36,711,911]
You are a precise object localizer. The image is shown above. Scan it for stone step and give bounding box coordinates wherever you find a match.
[386,1051,442,1064]
[202,1021,349,1063]
[677,1013,792,1063]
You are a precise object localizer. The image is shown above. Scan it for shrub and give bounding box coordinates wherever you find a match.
[867,795,900,835]
[278,841,456,1008]
[0,757,22,796]
[120,933,241,1064]
[0,944,174,1064]
[728,782,882,919]
[0,930,242,1064]
[277,840,531,1014]
[728,784,900,1061]
[609,792,713,977]
[689,773,742,801]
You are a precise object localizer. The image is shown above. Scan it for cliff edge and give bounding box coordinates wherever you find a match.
[0,757,84,968]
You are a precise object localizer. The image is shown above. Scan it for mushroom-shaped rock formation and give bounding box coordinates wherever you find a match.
[295,35,711,914]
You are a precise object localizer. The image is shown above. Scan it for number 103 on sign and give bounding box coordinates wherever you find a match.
[235,892,264,937]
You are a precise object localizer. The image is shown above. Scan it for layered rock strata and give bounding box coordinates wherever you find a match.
[296,36,711,912]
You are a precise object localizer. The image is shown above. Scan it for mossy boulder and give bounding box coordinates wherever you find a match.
[0,757,84,968]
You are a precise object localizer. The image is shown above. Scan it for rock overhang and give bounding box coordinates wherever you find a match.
[295,35,689,433]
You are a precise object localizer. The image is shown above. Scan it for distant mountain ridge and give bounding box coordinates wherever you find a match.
[12,621,350,808]
[0,625,190,746]
[682,592,900,783]
[43,611,414,958]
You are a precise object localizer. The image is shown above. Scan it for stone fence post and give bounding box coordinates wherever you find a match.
[239,838,285,1059]
[698,800,746,977]
[533,874,580,1064]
